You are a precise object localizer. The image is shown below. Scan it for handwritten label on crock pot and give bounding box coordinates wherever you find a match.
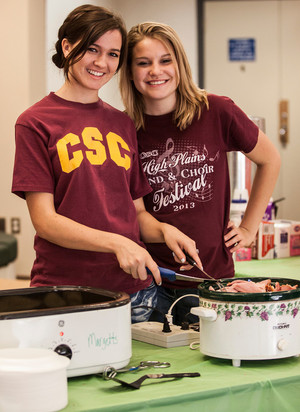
[88,332,118,350]
[273,323,290,330]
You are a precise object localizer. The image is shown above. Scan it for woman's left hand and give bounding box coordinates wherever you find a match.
[224,220,255,252]
[161,223,202,270]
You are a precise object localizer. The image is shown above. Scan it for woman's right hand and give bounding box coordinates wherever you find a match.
[114,237,162,285]
[25,191,161,284]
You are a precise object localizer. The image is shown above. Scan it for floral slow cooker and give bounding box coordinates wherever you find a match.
[191,277,300,367]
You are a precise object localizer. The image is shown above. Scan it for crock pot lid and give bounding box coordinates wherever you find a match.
[0,348,70,373]
[198,277,300,302]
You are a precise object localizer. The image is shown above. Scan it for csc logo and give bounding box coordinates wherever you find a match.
[56,127,131,173]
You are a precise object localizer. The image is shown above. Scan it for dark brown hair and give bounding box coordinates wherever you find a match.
[52,4,127,78]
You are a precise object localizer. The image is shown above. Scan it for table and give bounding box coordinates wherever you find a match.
[1,259,299,411]
[235,256,300,280]
[63,257,300,411]
[64,340,300,411]
[0,277,30,290]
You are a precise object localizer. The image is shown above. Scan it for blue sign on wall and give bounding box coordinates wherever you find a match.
[229,38,256,61]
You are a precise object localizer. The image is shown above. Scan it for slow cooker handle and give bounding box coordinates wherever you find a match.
[190,306,217,322]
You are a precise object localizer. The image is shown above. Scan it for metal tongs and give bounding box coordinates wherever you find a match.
[102,361,199,390]
[103,360,171,380]
[151,251,225,291]
[183,250,225,291]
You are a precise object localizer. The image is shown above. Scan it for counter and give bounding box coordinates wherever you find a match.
[1,258,299,411]
[0,277,30,290]
[235,256,300,280]
[64,339,300,412]
[64,257,300,411]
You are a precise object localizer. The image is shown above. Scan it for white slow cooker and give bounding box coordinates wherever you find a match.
[0,286,132,377]
[191,277,300,367]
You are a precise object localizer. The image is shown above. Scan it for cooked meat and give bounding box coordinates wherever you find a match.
[211,279,298,293]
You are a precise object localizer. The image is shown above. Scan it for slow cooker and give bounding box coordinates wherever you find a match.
[191,277,300,367]
[0,286,131,377]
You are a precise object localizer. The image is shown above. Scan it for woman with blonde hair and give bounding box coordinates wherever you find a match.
[120,22,280,324]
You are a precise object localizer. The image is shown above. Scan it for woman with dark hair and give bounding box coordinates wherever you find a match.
[12,6,200,323]
[120,22,281,324]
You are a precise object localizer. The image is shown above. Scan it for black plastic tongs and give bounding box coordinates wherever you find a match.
[111,372,200,389]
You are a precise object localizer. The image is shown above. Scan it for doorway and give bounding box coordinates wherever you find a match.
[203,0,300,220]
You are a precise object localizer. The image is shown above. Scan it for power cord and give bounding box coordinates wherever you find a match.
[131,305,172,332]
[166,295,200,349]
[132,303,200,349]
[189,341,200,350]
[166,294,199,326]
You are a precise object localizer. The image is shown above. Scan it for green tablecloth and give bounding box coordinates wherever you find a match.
[235,256,300,280]
[64,340,300,412]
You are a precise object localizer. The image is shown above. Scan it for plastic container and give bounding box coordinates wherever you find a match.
[230,199,247,226]
[263,198,275,221]
[0,348,70,412]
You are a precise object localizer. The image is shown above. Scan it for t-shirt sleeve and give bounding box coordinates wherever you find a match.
[12,123,54,199]
[211,95,259,153]
[229,101,259,153]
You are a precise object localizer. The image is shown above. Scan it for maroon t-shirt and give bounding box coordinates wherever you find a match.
[12,93,152,294]
[138,94,258,288]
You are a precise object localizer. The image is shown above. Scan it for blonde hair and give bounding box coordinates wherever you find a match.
[119,22,208,131]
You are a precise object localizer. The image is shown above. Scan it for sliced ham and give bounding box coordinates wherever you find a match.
[212,279,298,293]
[280,284,298,291]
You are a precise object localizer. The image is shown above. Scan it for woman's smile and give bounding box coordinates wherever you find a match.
[131,37,178,114]
[87,69,105,77]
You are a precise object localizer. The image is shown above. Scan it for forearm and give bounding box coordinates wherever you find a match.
[241,161,280,239]
[35,211,126,253]
[26,192,163,283]
[136,209,166,243]
[135,203,201,268]
[26,192,125,254]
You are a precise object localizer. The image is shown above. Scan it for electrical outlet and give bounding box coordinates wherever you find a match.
[131,321,199,348]
[11,217,21,234]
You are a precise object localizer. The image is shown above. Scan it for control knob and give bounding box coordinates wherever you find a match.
[54,344,73,359]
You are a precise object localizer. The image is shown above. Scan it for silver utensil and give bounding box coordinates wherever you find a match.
[103,360,170,380]
[183,250,225,291]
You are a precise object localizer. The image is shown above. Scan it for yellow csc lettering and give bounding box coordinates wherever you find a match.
[107,132,130,171]
[56,127,131,173]
[56,133,83,173]
[82,127,106,165]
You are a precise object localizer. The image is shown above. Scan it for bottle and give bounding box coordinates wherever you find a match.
[230,188,248,226]
[230,199,247,226]
[263,198,275,221]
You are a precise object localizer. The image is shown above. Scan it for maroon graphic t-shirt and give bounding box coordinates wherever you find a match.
[137,94,258,287]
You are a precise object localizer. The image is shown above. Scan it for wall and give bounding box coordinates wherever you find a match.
[0,0,45,276]
[204,0,300,220]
